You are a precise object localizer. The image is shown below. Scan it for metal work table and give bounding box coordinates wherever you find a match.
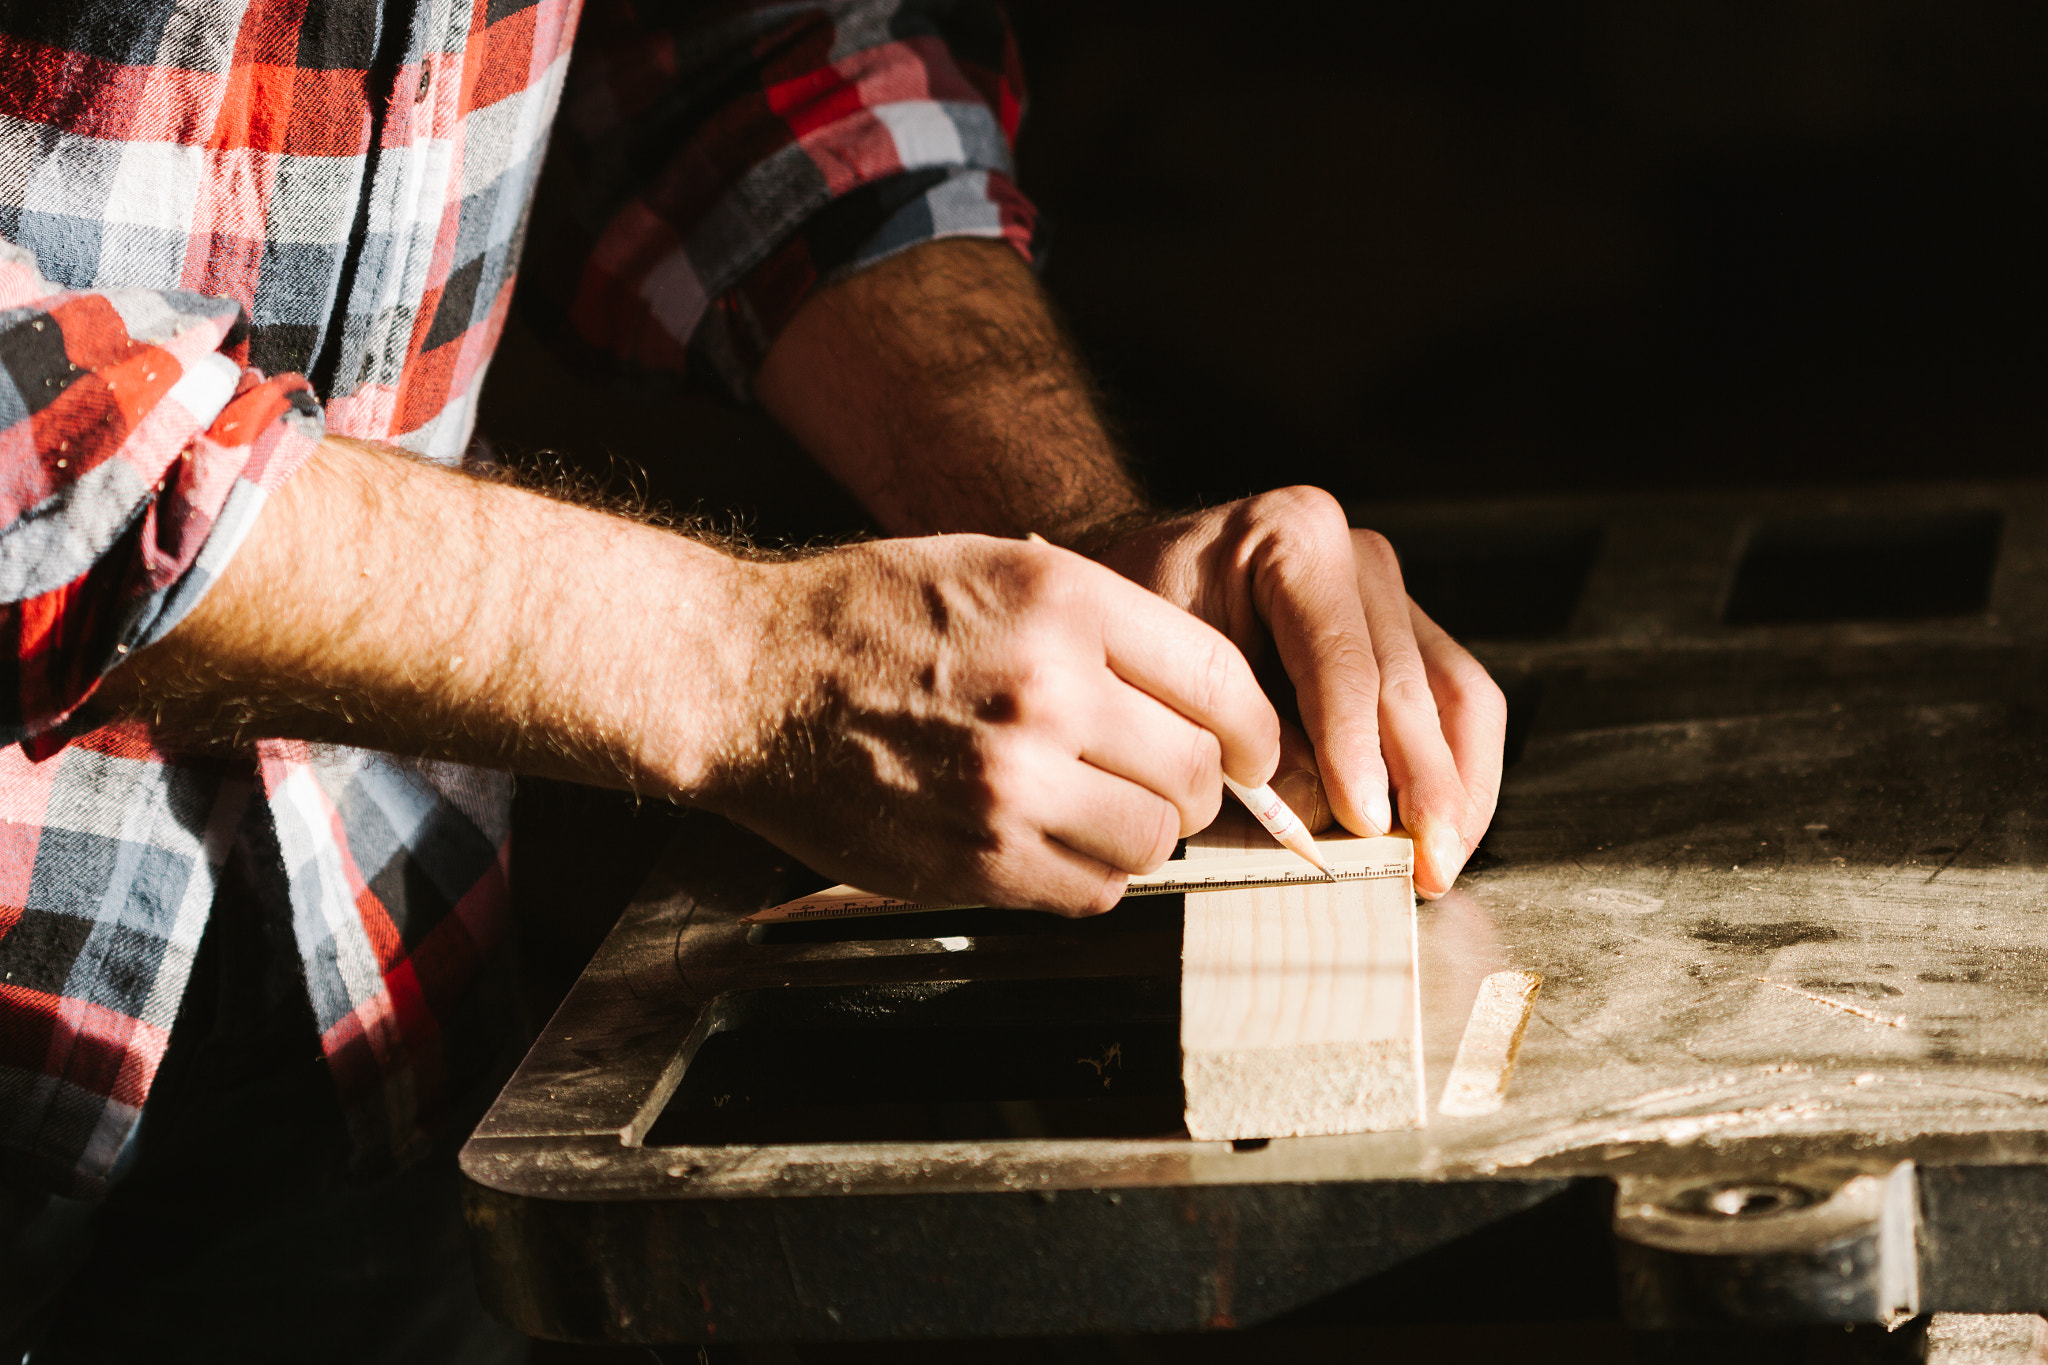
[462,479,2048,1345]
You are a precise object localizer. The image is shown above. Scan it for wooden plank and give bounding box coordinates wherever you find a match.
[1180,819,1426,1141]
[1926,1315,2048,1364]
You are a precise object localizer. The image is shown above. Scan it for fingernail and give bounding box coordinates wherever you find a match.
[1426,825,1466,889]
[1364,791,1393,838]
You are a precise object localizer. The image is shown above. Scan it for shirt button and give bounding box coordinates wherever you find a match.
[416,65,432,103]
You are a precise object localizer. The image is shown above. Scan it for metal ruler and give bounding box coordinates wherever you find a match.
[744,839,1414,922]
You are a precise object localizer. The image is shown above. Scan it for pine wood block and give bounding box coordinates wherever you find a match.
[1180,821,1425,1141]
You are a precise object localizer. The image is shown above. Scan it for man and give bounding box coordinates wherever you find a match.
[0,0,1504,1356]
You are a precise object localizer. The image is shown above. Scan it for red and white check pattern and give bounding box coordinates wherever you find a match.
[0,0,1033,1198]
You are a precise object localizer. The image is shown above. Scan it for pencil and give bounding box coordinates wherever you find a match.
[1222,775,1337,879]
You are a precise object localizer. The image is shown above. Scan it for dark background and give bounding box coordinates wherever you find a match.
[489,0,2048,525]
[1008,0,2048,506]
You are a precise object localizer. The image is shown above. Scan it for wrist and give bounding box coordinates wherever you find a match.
[550,527,770,803]
[676,549,844,814]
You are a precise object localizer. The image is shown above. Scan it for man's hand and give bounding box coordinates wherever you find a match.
[758,237,1505,896]
[100,438,1281,916]
[706,534,1280,914]
[1087,493,1505,898]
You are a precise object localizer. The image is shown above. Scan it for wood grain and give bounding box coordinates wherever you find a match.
[1924,1314,2048,1364]
[1180,820,1425,1140]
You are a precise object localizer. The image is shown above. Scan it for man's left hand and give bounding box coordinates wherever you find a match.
[1088,488,1505,898]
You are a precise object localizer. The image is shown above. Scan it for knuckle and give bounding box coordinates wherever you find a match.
[1181,724,1223,798]
[1146,799,1181,868]
[1322,633,1381,685]
[1431,647,1507,718]
[1378,658,1435,712]
[1078,870,1128,918]
[970,746,1039,827]
[1248,487,1355,560]
[1045,551,1102,607]
[972,734,1021,790]
[989,559,1061,633]
[1191,637,1238,718]
[1257,484,1347,530]
[1010,660,1053,714]
[1000,656,1073,730]
[1099,796,1180,879]
[1462,668,1509,723]
[1110,800,1169,872]
[1350,527,1402,577]
[1040,863,1126,919]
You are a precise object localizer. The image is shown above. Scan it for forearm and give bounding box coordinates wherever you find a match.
[94,437,753,798]
[755,239,1148,545]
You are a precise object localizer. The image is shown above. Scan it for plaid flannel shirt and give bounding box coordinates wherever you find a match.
[0,0,1033,1198]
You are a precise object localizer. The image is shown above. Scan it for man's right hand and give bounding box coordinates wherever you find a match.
[100,439,1282,917]
[700,534,1282,915]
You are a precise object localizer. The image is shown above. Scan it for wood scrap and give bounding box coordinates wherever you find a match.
[1180,821,1426,1141]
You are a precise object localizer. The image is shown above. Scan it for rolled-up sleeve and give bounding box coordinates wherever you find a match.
[0,242,324,753]
[531,0,1038,395]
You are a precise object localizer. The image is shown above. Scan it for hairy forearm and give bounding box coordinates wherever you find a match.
[756,239,1148,545]
[94,436,754,796]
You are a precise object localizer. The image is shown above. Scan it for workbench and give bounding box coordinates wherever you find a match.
[461,479,2048,1349]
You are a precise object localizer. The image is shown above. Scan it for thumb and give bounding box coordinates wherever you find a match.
[1267,718,1332,833]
